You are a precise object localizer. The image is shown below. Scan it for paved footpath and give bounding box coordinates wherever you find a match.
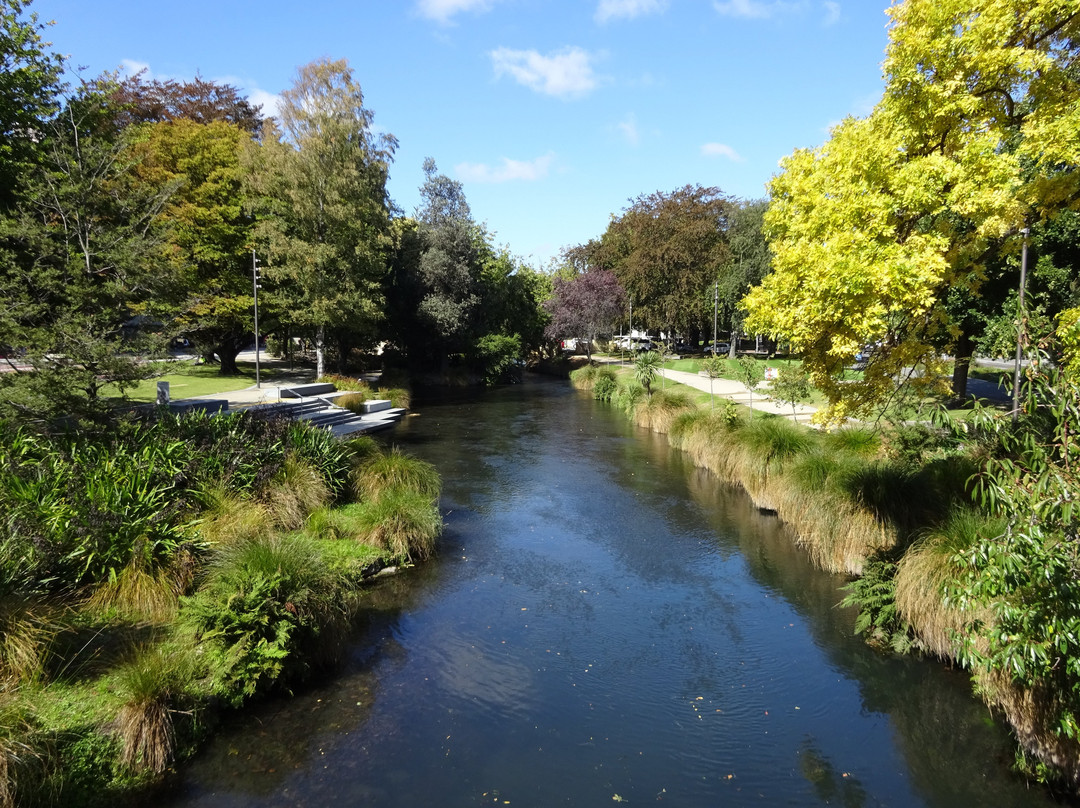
[656,366,817,422]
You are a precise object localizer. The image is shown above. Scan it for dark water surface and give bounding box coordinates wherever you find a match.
[162,377,1053,807]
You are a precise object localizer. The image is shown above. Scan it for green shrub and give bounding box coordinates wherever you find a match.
[593,372,618,402]
[840,551,915,654]
[316,374,371,394]
[473,333,523,385]
[182,535,346,706]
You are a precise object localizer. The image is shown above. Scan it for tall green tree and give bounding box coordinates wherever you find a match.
[0,80,175,420]
[0,0,63,210]
[247,57,395,378]
[717,200,770,357]
[593,184,733,344]
[133,118,256,374]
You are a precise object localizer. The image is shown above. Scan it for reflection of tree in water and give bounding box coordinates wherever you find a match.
[798,739,868,808]
[159,572,429,805]
[682,460,1056,806]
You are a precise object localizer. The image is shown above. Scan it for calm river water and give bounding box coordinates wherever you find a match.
[161,376,1054,807]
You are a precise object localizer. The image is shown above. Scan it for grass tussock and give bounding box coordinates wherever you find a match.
[195,486,273,546]
[352,487,443,562]
[0,598,56,690]
[895,508,1003,660]
[569,364,601,391]
[87,558,184,624]
[115,645,193,774]
[263,455,333,530]
[633,390,696,433]
[974,669,1080,788]
[335,392,370,414]
[351,448,441,503]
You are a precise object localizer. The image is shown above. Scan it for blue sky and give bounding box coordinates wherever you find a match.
[33,0,893,267]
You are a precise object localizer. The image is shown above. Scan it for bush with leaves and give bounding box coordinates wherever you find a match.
[950,361,1080,744]
[182,535,347,706]
[769,364,812,416]
[633,351,661,397]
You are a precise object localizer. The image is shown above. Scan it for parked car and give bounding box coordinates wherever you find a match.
[703,341,730,355]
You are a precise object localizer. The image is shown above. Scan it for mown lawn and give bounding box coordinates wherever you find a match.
[105,360,301,402]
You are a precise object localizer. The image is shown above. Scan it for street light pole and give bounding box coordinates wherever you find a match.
[713,280,718,353]
[1011,227,1030,423]
[253,248,261,389]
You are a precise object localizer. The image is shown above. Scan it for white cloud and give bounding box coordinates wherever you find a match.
[822,1,840,26]
[416,0,498,24]
[120,59,152,78]
[701,142,744,162]
[490,47,599,98]
[617,115,640,146]
[594,0,668,24]
[712,0,805,19]
[246,88,281,119]
[455,153,555,183]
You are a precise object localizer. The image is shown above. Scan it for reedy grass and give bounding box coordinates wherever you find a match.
[263,455,333,530]
[316,374,371,394]
[351,448,441,503]
[0,699,51,808]
[115,644,194,774]
[633,390,696,433]
[0,597,56,690]
[193,486,273,546]
[351,486,443,562]
[895,508,1003,660]
[612,381,645,416]
[379,387,411,410]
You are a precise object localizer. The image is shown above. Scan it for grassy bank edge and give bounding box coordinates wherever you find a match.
[569,362,1080,790]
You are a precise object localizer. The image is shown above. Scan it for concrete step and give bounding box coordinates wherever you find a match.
[280,382,338,398]
[360,398,393,414]
[331,418,396,437]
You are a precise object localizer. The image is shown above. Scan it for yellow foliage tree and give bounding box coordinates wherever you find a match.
[744,0,1080,425]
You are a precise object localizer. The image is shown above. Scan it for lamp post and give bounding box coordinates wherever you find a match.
[1011,227,1030,423]
[253,248,262,389]
[713,280,718,354]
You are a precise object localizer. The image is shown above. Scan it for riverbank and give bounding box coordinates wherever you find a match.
[0,406,441,808]
[569,361,1080,791]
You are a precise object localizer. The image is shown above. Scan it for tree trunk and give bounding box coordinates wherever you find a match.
[215,333,247,376]
[315,323,326,379]
[951,330,973,401]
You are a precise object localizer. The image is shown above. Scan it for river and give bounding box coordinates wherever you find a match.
[161,376,1053,807]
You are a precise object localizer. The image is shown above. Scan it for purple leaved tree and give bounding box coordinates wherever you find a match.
[543,270,627,359]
